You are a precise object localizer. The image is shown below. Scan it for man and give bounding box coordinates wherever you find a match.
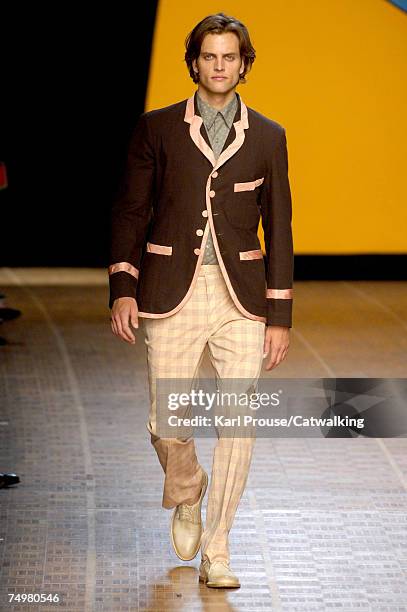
[109,13,293,589]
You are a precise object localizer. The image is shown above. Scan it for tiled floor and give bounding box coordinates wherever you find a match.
[0,268,407,611]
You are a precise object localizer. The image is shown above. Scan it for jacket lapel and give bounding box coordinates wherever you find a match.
[184,90,249,171]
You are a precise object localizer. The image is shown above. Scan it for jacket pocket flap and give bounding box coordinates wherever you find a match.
[234,177,264,192]
[239,249,264,260]
[146,242,173,255]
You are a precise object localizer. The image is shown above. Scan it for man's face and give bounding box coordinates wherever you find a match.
[192,32,245,95]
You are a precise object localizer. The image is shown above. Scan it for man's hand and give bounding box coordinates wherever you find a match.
[110,297,139,344]
[263,325,290,370]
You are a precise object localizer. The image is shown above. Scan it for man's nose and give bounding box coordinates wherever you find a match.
[214,60,225,71]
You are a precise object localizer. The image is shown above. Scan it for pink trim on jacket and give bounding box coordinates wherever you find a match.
[266,288,293,299]
[146,242,173,255]
[184,92,249,171]
[108,262,139,279]
[239,249,264,260]
[234,177,264,192]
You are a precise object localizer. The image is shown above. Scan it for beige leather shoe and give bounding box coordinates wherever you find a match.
[170,469,208,561]
[199,559,241,588]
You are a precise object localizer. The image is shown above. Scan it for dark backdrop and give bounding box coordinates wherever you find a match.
[1,5,158,266]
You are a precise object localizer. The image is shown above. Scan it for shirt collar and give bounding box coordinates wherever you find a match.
[196,91,238,130]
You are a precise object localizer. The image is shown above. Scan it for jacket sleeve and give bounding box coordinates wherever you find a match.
[259,126,294,327]
[108,112,155,309]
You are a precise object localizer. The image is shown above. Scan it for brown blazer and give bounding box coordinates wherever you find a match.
[108,90,294,327]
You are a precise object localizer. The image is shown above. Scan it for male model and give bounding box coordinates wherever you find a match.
[109,13,293,588]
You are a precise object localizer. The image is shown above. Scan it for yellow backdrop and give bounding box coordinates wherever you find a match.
[145,0,407,254]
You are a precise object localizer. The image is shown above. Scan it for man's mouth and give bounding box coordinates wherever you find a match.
[211,76,227,80]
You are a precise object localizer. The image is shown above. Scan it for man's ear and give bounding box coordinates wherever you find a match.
[239,58,245,75]
[192,58,198,74]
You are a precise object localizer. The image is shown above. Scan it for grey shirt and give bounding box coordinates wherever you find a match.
[196,92,238,264]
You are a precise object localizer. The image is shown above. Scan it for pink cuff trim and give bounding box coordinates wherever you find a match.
[108,262,139,279]
[266,288,293,299]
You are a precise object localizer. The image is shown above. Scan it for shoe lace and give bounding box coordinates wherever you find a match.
[201,559,229,569]
[211,561,230,569]
[218,561,231,570]
[177,504,194,522]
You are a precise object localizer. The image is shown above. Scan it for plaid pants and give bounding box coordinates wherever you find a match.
[140,264,265,563]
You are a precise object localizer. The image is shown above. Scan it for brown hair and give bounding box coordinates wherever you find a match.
[184,13,256,85]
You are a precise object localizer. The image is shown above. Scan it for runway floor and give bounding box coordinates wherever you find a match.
[0,268,407,611]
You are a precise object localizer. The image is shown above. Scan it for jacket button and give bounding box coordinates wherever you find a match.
[202,210,208,217]
[209,190,215,197]
[196,229,204,236]
[194,248,200,255]
[212,171,218,178]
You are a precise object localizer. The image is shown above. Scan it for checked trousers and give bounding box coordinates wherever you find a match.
[139,264,265,563]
